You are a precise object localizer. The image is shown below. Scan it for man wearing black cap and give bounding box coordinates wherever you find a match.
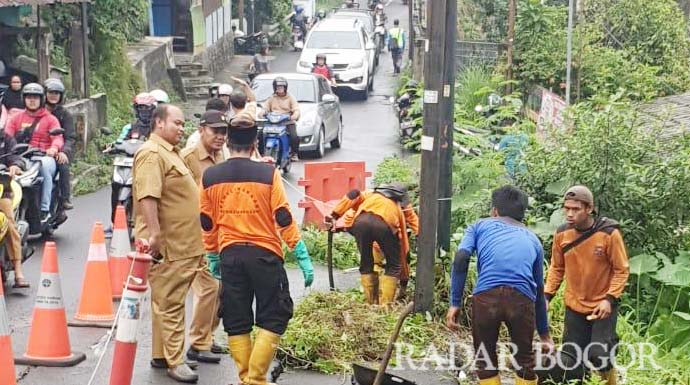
[182,109,228,363]
[545,185,629,385]
[326,182,419,305]
[199,111,314,385]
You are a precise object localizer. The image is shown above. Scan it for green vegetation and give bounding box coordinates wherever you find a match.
[285,226,360,269]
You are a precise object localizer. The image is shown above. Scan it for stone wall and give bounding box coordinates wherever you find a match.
[127,37,176,90]
[194,33,234,77]
[64,93,107,155]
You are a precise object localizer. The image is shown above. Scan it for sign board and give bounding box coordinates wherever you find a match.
[537,88,567,141]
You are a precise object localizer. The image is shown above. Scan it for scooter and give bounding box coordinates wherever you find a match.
[14,138,68,238]
[0,160,31,287]
[260,112,292,173]
[395,89,422,140]
[234,31,267,55]
[374,22,386,54]
[292,25,305,51]
[103,134,145,235]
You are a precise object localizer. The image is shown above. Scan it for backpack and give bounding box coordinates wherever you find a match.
[389,29,401,51]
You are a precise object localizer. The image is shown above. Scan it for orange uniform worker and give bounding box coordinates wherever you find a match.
[182,109,229,363]
[328,182,419,305]
[199,111,314,385]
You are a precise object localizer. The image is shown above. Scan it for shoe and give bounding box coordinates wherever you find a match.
[247,328,281,385]
[104,225,113,239]
[290,153,299,162]
[167,363,199,383]
[187,347,221,363]
[54,211,68,226]
[479,376,501,385]
[211,341,228,354]
[379,275,399,306]
[514,374,537,385]
[40,211,51,224]
[598,368,617,385]
[360,274,379,305]
[229,334,252,384]
[62,200,74,210]
[151,358,199,370]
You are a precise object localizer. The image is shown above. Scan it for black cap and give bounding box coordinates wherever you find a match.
[200,109,229,128]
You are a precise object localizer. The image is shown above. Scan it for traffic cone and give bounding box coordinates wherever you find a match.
[109,205,132,299]
[0,272,17,384]
[14,242,86,367]
[70,222,115,328]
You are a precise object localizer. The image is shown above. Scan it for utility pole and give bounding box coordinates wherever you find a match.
[408,0,414,61]
[414,0,456,313]
[506,0,516,94]
[565,0,574,105]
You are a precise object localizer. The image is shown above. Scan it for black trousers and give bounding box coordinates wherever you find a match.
[350,212,401,277]
[219,244,294,336]
[57,162,71,201]
[472,286,536,380]
[287,123,299,155]
[563,307,619,372]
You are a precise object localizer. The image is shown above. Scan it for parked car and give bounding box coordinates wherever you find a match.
[329,8,380,66]
[296,18,377,100]
[252,73,344,158]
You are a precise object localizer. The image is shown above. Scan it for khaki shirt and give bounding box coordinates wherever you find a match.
[133,133,204,261]
[181,141,225,185]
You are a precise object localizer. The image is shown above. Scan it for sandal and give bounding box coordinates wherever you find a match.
[13,277,30,288]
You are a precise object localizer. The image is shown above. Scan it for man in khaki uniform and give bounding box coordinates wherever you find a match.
[182,110,227,363]
[133,104,205,383]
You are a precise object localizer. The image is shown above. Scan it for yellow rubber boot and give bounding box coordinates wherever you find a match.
[479,375,501,385]
[246,328,281,385]
[360,273,379,305]
[514,374,537,385]
[228,334,252,384]
[379,275,399,306]
[599,368,617,385]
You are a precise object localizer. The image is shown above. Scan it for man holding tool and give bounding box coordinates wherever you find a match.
[327,182,418,306]
[545,185,629,385]
[199,110,314,385]
[445,185,553,385]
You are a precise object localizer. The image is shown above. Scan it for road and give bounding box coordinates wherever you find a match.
[6,2,414,384]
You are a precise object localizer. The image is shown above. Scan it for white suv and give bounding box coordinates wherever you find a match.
[296,18,376,100]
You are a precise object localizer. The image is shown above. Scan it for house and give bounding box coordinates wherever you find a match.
[149,0,233,75]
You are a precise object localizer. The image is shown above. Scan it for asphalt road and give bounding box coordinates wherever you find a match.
[6,2,418,384]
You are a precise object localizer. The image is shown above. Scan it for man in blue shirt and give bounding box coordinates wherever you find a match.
[445,185,553,385]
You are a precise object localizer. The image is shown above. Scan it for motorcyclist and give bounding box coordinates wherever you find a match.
[344,0,357,8]
[311,53,335,85]
[290,5,307,38]
[263,77,301,161]
[150,89,170,105]
[0,130,28,288]
[374,3,386,23]
[44,78,77,217]
[218,84,234,110]
[317,9,327,22]
[4,83,64,224]
[116,92,158,143]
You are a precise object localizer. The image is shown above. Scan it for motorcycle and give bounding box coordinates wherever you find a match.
[292,25,305,51]
[104,134,145,235]
[259,113,292,173]
[374,19,387,54]
[12,132,68,238]
[234,31,268,55]
[395,89,422,140]
[0,158,31,287]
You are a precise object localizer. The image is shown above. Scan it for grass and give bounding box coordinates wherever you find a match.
[317,0,343,11]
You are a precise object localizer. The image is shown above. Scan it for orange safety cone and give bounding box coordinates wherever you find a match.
[1,272,17,384]
[14,242,86,367]
[109,205,132,299]
[70,222,115,328]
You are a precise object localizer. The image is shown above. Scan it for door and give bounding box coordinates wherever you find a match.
[151,0,173,36]
[362,31,375,80]
[318,78,336,140]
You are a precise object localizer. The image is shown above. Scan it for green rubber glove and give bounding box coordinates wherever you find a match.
[293,240,314,288]
[205,252,221,280]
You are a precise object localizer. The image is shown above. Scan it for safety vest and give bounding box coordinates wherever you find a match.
[389,28,404,50]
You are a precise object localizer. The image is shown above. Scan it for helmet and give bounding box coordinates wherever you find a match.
[273,77,288,93]
[318,9,326,17]
[133,92,157,107]
[294,5,304,13]
[374,182,410,205]
[150,89,169,104]
[316,53,327,64]
[376,4,384,10]
[22,83,45,108]
[218,84,234,96]
[44,78,66,105]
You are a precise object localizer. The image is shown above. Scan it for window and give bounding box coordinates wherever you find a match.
[252,78,317,103]
[306,31,362,50]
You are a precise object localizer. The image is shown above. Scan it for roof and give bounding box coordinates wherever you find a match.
[0,0,88,7]
[313,18,364,32]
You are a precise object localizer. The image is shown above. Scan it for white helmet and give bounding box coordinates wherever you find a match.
[150,89,170,104]
[218,84,234,96]
[376,4,384,10]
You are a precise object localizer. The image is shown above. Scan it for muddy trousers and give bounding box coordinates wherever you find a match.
[220,245,294,336]
[149,255,203,366]
[287,123,299,156]
[0,198,21,263]
[350,213,401,278]
[472,286,537,381]
[189,268,221,351]
[563,307,619,372]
